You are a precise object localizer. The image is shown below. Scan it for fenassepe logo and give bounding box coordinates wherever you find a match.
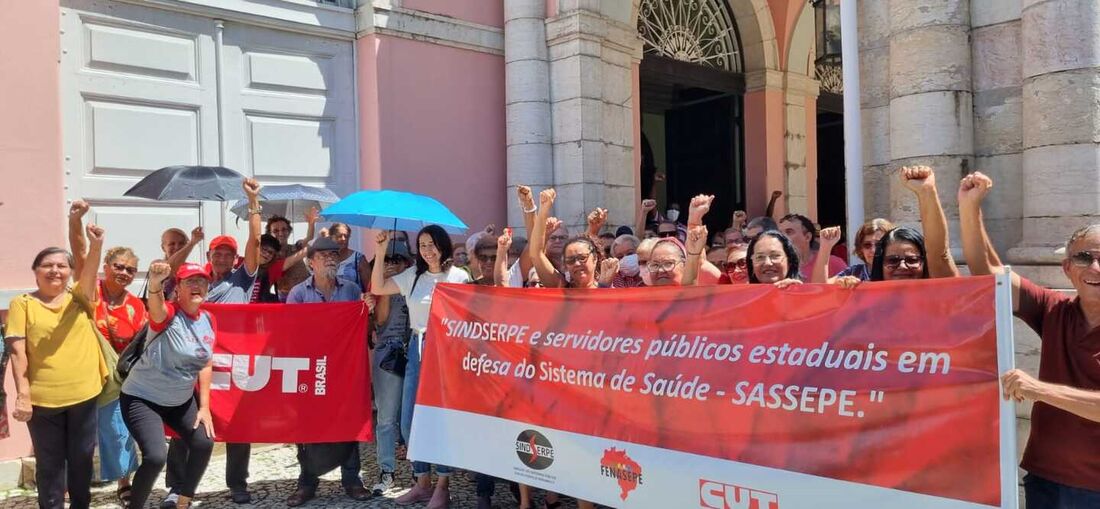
[212,354,329,396]
[699,479,779,509]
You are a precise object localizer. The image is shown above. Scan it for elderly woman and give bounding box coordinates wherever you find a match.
[121,261,216,509]
[6,225,110,509]
[328,222,372,290]
[68,203,146,506]
[530,189,601,290]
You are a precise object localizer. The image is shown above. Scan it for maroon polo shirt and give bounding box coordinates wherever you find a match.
[1016,277,1100,490]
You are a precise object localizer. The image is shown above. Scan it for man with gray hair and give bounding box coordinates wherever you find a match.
[959,171,1100,507]
[608,235,644,288]
[284,236,372,506]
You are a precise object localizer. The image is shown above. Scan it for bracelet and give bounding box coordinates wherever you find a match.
[687,250,703,256]
[249,207,262,215]
[521,203,537,214]
[148,289,163,295]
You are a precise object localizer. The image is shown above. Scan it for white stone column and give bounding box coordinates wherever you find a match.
[858,0,892,220]
[1008,0,1100,287]
[504,0,554,231]
[545,7,642,233]
[784,74,820,216]
[886,0,973,236]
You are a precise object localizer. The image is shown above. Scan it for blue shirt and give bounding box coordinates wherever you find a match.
[207,265,258,304]
[336,251,366,289]
[122,303,216,407]
[286,276,362,304]
[836,263,871,281]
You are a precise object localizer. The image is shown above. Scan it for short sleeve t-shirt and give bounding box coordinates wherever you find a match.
[375,294,411,343]
[1015,277,1100,490]
[207,265,258,304]
[122,302,216,407]
[391,266,470,333]
[5,287,108,408]
[95,281,149,353]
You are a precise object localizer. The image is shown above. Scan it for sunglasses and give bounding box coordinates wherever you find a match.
[658,231,678,238]
[111,262,138,275]
[384,257,406,265]
[722,259,748,271]
[884,255,924,270]
[563,252,592,266]
[1070,251,1100,268]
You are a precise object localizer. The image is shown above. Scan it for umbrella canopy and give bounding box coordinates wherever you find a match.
[230,184,339,221]
[321,189,468,234]
[124,165,250,201]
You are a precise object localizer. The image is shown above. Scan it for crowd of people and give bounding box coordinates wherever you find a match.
[2,166,1099,509]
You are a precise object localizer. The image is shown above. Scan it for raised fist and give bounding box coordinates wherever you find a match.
[148,261,172,285]
[243,178,262,198]
[538,188,557,209]
[69,200,90,219]
[819,226,842,250]
[86,223,105,243]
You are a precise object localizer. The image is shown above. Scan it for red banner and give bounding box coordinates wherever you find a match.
[413,277,1009,508]
[203,302,373,443]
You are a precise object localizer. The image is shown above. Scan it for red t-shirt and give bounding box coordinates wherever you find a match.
[95,281,149,353]
[1015,277,1100,490]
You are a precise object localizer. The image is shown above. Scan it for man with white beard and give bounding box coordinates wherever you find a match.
[284,236,372,505]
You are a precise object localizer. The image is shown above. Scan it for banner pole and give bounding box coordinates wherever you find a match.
[995,268,1020,509]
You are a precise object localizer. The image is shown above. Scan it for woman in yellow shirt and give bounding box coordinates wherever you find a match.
[4,224,109,509]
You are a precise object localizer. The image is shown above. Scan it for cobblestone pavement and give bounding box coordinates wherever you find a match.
[0,443,582,509]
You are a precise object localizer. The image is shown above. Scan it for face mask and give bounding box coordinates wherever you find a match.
[618,254,640,277]
[639,264,653,286]
[666,209,680,222]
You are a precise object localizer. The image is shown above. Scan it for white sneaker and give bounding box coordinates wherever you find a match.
[159,493,179,509]
[372,471,395,496]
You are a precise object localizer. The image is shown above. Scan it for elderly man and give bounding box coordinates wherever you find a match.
[163,179,261,507]
[959,172,1100,507]
[285,236,372,505]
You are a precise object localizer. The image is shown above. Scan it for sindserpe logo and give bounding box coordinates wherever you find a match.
[699,479,779,509]
[515,430,555,470]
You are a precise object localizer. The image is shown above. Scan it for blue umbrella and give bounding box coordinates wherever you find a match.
[320,189,468,234]
[230,184,339,221]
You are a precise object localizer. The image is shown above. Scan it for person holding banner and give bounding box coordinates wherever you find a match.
[5,234,109,509]
[745,231,803,288]
[121,261,215,509]
[958,171,1100,507]
[284,236,372,506]
[529,189,602,290]
[371,225,471,509]
[371,243,414,495]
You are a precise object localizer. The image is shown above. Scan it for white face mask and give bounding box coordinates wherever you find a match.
[666,209,680,222]
[618,254,640,277]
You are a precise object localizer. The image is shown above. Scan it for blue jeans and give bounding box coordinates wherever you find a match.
[402,332,451,477]
[372,338,405,473]
[97,398,138,482]
[1024,473,1100,509]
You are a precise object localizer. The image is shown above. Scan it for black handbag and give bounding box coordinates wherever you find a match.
[377,339,407,376]
[116,323,151,380]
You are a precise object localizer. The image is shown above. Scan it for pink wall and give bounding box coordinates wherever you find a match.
[743,89,786,218]
[0,2,62,459]
[402,0,504,28]
[768,0,807,70]
[357,35,507,248]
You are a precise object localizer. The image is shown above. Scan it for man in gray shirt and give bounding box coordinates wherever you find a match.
[163,178,262,507]
[285,236,372,505]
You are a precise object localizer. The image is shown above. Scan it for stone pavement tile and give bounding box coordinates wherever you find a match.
[0,442,585,509]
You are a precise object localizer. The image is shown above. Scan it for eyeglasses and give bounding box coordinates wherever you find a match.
[884,255,924,269]
[563,252,592,266]
[477,254,497,263]
[549,234,569,242]
[722,259,747,272]
[646,259,683,273]
[111,263,138,275]
[1070,251,1100,268]
[657,231,678,238]
[751,253,786,265]
[861,242,876,250]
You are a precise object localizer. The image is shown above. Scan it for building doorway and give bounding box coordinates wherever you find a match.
[637,0,745,237]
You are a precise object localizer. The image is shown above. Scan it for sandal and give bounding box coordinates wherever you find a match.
[116,485,133,509]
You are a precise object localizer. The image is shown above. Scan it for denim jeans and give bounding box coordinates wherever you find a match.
[372,337,404,473]
[1024,473,1100,509]
[96,397,138,482]
[401,332,451,477]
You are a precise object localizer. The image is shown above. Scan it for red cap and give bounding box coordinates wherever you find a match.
[176,262,212,281]
[209,235,238,253]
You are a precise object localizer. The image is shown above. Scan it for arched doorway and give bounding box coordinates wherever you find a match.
[638,0,745,236]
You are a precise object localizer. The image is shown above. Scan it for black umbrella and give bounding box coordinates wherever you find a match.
[124,165,250,201]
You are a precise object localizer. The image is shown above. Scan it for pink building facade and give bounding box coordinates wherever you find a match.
[0,0,820,463]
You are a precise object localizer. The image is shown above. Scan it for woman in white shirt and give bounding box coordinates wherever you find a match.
[371,225,470,509]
